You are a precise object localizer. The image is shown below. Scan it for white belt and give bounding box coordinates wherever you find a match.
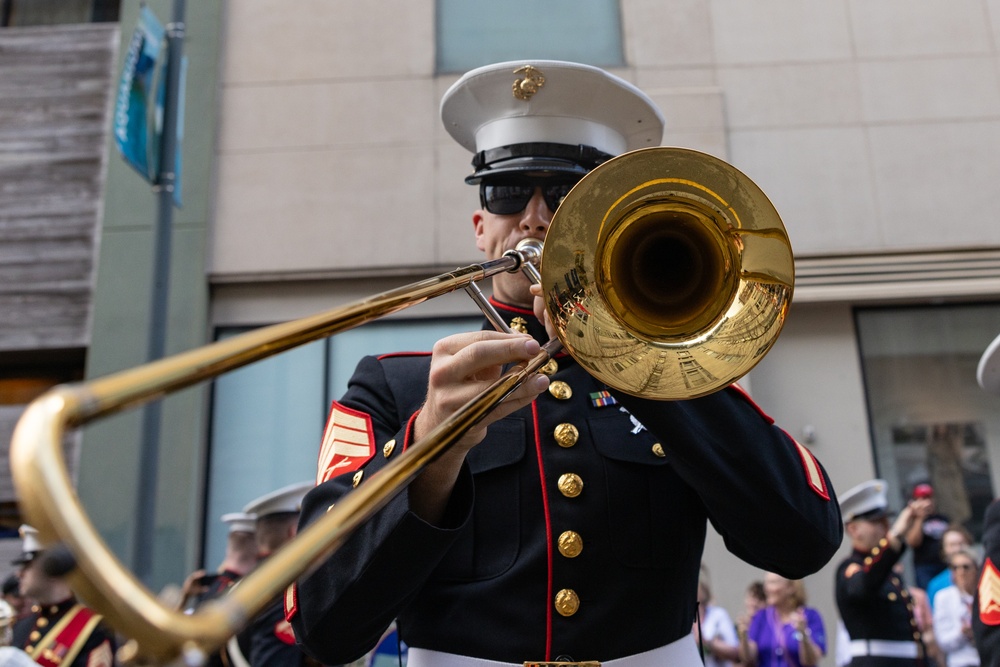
[849,639,921,659]
[407,633,700,667]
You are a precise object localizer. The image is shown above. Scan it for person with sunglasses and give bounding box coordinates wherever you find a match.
[289,59,843,667]
[934,548,982,667]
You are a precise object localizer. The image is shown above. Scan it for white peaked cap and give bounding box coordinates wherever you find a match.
[221,512,257,534]
[12,525,43,566]
[839,479,890,523]
[441,60,664,182]
[977,332,1000,394]
[18,525,42,554]
[243,481,313,519]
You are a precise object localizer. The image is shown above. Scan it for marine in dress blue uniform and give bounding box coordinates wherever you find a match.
[973,498,1000,666]
[973,334,1000,667]
[288,60,843,667]
[835,480,925,666]
[236,482,328,667]
[11,526,115,667]
[181,512,258,667]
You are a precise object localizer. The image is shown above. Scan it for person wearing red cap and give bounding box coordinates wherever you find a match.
[905,482,952,590]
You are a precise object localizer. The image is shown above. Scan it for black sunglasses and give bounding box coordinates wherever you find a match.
[480,180,577,216]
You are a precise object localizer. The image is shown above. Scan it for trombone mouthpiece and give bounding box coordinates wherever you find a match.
[511,238,543,269]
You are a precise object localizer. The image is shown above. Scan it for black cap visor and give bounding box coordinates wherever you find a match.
[11,551,39,567]
[466,142,613,184]
[848,507,890,523]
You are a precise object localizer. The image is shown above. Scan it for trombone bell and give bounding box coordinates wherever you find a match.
[543,147,794,399]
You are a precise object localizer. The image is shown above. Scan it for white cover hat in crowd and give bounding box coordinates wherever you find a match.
[12,524,43,565]
[977,332,1000,394]
[839,479,890,523]
[221,511,257,534]
[242,481,313,519]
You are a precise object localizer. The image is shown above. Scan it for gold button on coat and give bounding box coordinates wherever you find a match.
[652,443,665,457]
[383,439,396,458]
[36,617,48,628]
[555,588,580,616]
[29,630,40,641]
[352,470,364,488]
[548,381,572,400]
[558,531,583,558]
[554,423,579,448]
[558,473,583,498]
[540,359,559,376]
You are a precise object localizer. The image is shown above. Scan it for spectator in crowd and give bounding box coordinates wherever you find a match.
[744,581,766,619]
[934,548,981,667]
[737,581,767,667]
[737,572,826,667]
[908,583,944,667]
[907,483,952,590]
[695,564,740,667]
[928,525,976,608]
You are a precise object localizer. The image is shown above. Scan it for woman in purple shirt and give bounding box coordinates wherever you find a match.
[737,573,826,667]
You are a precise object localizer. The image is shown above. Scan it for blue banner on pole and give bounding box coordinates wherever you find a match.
[113,5,165,184]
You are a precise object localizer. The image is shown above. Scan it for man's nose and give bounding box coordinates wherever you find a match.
[519,188,552,235]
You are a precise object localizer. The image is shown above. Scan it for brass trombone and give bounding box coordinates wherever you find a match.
[9,147,793,665]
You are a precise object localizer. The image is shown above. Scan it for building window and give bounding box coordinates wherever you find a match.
[435,0,624,74]
[856,303,1000,540]
[0,350,85,537]
[203,316,479,568]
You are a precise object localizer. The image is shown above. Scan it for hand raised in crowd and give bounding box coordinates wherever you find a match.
[910,497,933,520]
[176,569,209,611]
[790,607,808,634]
[891,498,932,550]
[889,502,917,545]
[963,616,974,641]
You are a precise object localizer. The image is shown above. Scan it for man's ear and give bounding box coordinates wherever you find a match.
[473,211,486,251]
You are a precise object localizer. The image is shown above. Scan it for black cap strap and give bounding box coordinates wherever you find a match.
[472,142,613,170]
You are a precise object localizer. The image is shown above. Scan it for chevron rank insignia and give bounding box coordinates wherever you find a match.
[980,557,1000,625]
[317,402,376,484]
